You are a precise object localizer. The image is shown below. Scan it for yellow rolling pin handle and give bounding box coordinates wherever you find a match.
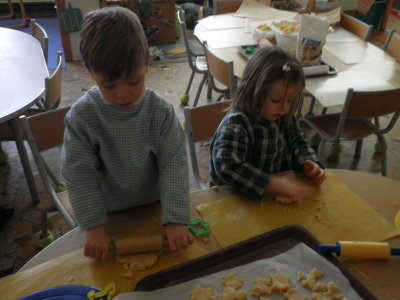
[340,241,390,259]
[113,235,163,255]
[318,241,400,259]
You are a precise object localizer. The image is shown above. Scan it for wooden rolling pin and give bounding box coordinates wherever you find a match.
[112,235,164,255]
[318,241,400,259]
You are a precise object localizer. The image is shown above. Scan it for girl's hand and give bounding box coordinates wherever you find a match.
[163,223,195,251]
[303,160,326,185]
[267,172,318,202]
[84,225,112,260]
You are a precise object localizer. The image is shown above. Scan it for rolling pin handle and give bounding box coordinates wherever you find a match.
[318,242,341,256]
[391,247,400,255]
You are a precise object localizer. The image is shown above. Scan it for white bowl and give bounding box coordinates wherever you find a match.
[250,20,275,41]
[271,20,300,55]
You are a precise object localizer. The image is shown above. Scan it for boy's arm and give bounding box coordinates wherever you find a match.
[157,106,190,226]
[61,111,107,230]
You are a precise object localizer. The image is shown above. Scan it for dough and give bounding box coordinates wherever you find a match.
[221,286,247,300]
[117,252,158,278]
[301,268,324,291]
[270,268,291,292]
[250,277,272,296]
[284,288,307,300]
[221,272,244,289]
[189,285,217,300]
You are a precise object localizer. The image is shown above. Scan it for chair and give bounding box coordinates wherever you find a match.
[383,30,400,63]
[19,107,77,246]
[214,0,243,14]
[0,51,63,165]
[184,101,232,189]
[298,14,372,121]
[299,88,400,176]
[339,13,373,41]
[203,41,236,101]
[31,19,49,64]
[177,9,211,107]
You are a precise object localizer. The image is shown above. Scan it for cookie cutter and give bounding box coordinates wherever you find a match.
[188,218,209,237]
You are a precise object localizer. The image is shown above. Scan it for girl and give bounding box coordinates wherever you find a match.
[210,47,326,202]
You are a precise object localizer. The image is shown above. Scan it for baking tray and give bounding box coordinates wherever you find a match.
[135,225,377,299]
[237,45,337,77]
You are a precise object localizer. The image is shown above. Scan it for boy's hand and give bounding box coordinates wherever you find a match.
[303,160,326,185]
[163,223,195,251]
[84,225,112,260]
[267,172,318,202]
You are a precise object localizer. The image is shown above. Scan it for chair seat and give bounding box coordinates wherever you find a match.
[306,113,375,140]
[195,56,208,72]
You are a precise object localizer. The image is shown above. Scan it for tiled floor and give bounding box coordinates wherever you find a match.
[1,15,400,278]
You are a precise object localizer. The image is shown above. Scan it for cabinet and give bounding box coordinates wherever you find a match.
[143,0,176,45]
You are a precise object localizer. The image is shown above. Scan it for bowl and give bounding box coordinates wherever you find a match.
[271,20,300,55]
[250,20,275,41]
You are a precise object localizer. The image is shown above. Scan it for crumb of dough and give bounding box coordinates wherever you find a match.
[275,195,296,204]
[221,286,247,300]
[301,268,324,291]
[314,281,328,292]
[221,272,244,289]
[297,271,305,281]
[284,288,308,300]
[190,285,217,300]
[323,282,344,299]
[270,268,291,292]
[251,277,272,296]
[117,252,158,274]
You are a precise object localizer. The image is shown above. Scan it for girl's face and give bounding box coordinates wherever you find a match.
[261,79,302,121]
[90,63,148,108]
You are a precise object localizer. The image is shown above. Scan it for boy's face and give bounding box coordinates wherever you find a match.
[261,79,302,121]
[90,64,148,108]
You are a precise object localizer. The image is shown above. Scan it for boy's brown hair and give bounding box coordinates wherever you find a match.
[232,47,305,122]
[80,6,149,81]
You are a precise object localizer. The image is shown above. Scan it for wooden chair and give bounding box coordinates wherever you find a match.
[214,0,243,14]
[31,19,49,64]
[299,88,400,176]
[340,13,373,41]
[203,41,236,101]
[383,30,400,63]
[184,101,232,189]
[19,107,77,246]
[177,9,211,107]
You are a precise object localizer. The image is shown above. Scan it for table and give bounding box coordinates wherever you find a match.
[19,169,400,299]
[0,27,49,204]
[194,14,400,109]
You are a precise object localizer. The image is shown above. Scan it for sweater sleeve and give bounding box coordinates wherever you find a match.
[157,105,190,225]
[211,121,270,200]
[61,108,107,230]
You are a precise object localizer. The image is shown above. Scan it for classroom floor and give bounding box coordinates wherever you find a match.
[1,14,400,278]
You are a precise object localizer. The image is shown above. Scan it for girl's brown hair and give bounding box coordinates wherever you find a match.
[232,47,305,122]
[79,6,149,81]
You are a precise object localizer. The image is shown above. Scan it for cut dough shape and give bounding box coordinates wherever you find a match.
[117,252,158,277]
[189,285,217,300]
[221,286,247,300]
[323,282,344,299]
[251,277,272,296]
[270,268,291,292]
[284,288,308,300]
[301,268,324,291]
[221,272,244,289]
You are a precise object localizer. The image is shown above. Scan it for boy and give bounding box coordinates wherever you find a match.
[61,6,194,260]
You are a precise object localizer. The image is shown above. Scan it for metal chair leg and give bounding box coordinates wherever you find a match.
[193,74,207,107]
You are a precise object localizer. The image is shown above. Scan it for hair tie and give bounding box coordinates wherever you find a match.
[282,63,291,72]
